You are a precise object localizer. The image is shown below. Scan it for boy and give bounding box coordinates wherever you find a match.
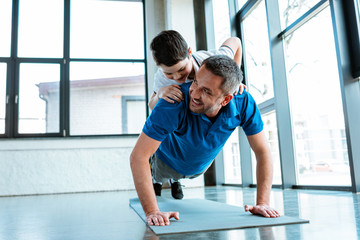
[148,30,244,110]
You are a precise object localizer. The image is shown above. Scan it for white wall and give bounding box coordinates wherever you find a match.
[0,137,137,196]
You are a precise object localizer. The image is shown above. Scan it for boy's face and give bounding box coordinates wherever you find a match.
[159,50,193,84]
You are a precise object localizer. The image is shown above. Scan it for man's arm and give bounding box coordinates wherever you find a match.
[221,37,242,67]
[130,132,180,225]
[245,130,280,218]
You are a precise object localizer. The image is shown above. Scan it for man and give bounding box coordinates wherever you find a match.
[148,31,245,198]
[130,55,280,226]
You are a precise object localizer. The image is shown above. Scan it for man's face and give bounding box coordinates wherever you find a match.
[189,66,231,118]
[159,57,193,84]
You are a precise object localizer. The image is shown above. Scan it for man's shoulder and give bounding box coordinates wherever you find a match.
[231,90,257,111]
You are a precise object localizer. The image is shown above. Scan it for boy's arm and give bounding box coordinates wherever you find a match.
[130,132,180,226]
[148,85,184,110]
[221,37,242,66]
[148,92,159,110]
[244,130,280,218]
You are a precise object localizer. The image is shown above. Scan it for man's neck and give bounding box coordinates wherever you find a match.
[205,107,222,123]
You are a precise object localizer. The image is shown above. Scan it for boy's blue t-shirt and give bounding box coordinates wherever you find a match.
[142,82,263,176]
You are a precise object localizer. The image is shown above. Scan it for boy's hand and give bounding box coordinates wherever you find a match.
[158,85,184,104]
[146,210,180,226]
[234,83,247,95]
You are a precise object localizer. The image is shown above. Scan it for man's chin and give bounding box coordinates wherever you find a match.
[189,105,203,114]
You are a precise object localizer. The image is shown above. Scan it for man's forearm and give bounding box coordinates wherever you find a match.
[255,151,273,206]
[130,155,159,215]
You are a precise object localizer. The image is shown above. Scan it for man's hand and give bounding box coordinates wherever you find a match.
[158,85,184,104]
[234,83,247,95]
[146,210,180,226]
[244,204,280,218]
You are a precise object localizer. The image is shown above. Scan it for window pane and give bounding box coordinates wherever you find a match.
[70,0,144,59]
[213,0,231,49]
[19,63,60,133]
[252,111,282,185]
[223,128,242,184]
[70,62,145,135]
[18,0,63,58]
[0,63,6,134]
[242,0,274,104]
[278,0,321,30]
[284,7,351,186]
[0,0,12,57]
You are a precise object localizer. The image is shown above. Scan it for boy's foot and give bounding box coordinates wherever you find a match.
[153,183,162,196]
[170,181,184,199]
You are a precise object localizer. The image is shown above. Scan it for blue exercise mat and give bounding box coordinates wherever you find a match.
[129,197,309,235]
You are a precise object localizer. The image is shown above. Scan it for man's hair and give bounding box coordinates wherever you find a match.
[202,55,243,94]
[150,30,189,66]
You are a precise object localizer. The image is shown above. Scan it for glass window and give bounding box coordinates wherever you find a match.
[284,7,351,186]
[17,0,63,58]
[242,0,274,104]
[0,63,6,134]
[0,0,12,57]
[223,128,242,184]
[18,63,60,134]
[278,0,321,30]
[213,0,231,49]
[252,111,282,185]
[70,0,144,59]
[69,62,145,136]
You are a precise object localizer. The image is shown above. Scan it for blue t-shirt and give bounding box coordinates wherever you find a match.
[142,82,263,176]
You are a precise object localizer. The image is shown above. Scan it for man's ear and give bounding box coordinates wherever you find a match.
[188,47,192,58]
[221,94,233,107]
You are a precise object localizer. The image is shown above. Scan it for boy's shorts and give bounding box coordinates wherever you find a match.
[150,153,205,183]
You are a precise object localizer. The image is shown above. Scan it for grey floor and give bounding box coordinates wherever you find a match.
[0,186,359,240]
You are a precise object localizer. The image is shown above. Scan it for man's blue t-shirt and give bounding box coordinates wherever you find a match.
[142,82,263,176]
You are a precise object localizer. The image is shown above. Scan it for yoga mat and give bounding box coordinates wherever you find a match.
[129,197,309,235]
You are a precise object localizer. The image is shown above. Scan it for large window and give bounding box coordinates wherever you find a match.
[233,0,358,190]
[284,6,351,186]
[1,0,146,138]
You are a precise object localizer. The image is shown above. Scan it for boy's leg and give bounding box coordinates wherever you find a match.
[150,154,185,197]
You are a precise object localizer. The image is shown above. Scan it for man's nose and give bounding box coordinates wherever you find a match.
[191,86,201,99]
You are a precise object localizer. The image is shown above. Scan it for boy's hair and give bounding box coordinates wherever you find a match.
[150,30,189,66]
[202,55,243,94]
